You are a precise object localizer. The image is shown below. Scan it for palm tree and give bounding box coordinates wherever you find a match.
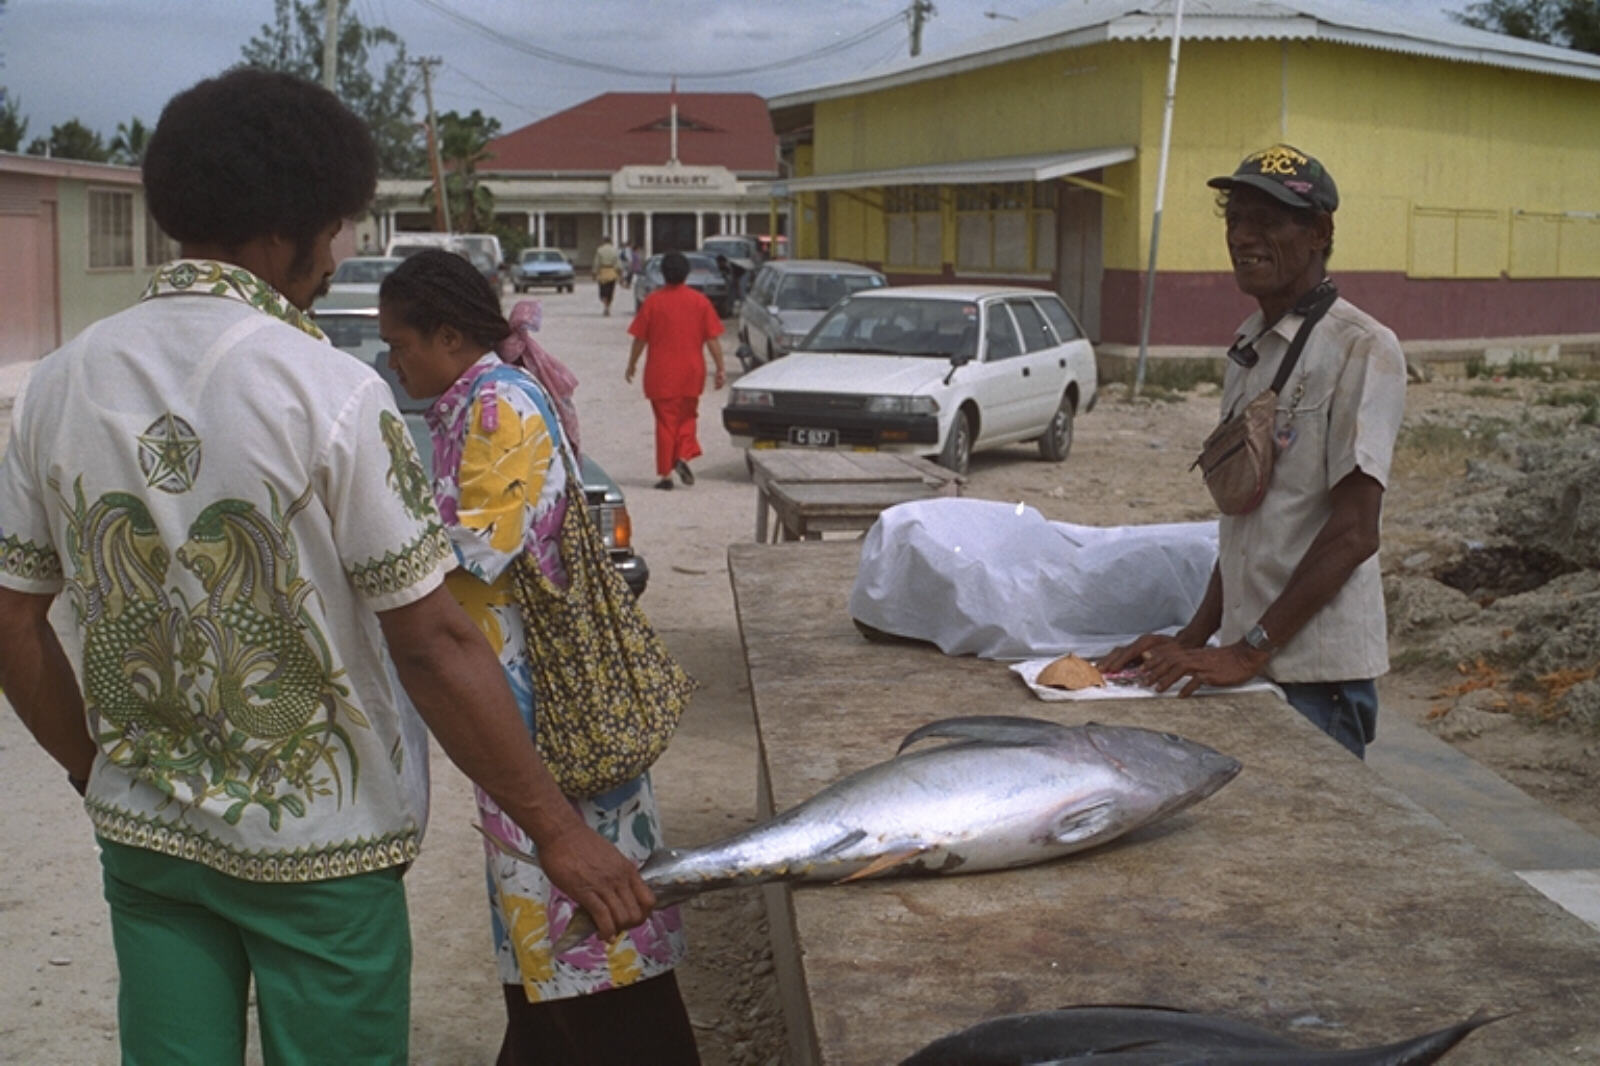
[434,109,500,231]
[109,117,151,166]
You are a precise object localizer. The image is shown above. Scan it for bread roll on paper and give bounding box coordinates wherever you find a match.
[1036,654,1105,690]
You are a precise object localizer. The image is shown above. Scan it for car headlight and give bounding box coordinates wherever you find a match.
[731,388,774,408]
[863,395,937,415]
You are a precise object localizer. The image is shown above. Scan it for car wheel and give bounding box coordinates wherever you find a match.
[1037,392,1076,462]
[938,408,973,475]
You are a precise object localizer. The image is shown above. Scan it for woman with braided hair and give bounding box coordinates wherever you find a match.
[378,250,700,1065]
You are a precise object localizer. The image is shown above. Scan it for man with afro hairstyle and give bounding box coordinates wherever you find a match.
[0,67,652,1064]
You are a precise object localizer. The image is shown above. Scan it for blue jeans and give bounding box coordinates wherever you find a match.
[1279,680,1379,759]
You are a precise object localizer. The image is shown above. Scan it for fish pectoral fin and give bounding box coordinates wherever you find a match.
[817,828,868,858]
[834,847,929,884]
[1049,798,1118,846]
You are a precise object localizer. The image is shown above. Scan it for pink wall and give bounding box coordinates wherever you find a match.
[0,175,59,365]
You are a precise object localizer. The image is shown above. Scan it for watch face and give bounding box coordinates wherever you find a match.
[1245,625,1271,650]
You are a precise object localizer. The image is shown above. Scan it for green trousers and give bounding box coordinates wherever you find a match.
[98,837,410,1066]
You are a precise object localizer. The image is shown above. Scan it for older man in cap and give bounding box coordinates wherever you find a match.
[1103,145,1407,758]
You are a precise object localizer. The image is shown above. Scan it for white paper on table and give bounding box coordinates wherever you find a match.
[1010,657,1284,703]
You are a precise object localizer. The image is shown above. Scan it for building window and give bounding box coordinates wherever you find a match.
[1408,205,1504,278]
[144,205,180,267]
[89,188,134,270]
[884,186,942,270]
[955,182,1054,275]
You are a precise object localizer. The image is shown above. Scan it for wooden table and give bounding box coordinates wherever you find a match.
[747,449,963,542]
[726,540,1600,1066]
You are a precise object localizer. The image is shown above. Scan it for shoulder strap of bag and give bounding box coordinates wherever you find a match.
[1268,279,1340,395]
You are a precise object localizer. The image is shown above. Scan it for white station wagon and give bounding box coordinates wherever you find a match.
[721,285,1097,474]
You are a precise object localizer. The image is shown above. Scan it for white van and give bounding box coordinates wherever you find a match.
[385,232,458,259]
[453,233,504,271]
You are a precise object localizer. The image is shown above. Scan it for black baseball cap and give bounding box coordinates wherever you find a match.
[1208,144,1339,213]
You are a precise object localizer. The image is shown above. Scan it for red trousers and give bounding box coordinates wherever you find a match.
[650,396,702,476]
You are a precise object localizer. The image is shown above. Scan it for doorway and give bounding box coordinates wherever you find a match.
[1055,178,1104,342]
[651,213,697,254]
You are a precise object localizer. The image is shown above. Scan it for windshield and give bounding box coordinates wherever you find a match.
[331,258,399,285]
[800,297,980,358]
[775,272,884,312]
[523,251,563,264]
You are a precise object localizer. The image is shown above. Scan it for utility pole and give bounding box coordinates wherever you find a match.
[414,56,452,233]
[322,0,339,91]
[909,0,936,57]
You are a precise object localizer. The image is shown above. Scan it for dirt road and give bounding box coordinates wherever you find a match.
[2,286,1596,1065]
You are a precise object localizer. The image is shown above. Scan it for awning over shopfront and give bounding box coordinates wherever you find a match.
[747,145,1136,197]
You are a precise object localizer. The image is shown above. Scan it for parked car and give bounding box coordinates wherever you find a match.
[700,234,764,270]
[737,260,886,368]
[317,256,403,311]
[512,248,577,293]
[632,252,731,316]
[312,307,649,596]
[721,285,1098,475]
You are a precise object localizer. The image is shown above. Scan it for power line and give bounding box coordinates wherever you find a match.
[440,62,542,118]
[406,0,910,81]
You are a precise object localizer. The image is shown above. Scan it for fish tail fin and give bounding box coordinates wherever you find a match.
[896,715,1070,754]
[473,823,539,864]
[1364,1010,1509,1065]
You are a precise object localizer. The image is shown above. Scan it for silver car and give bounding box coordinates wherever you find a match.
[737,260,886,368]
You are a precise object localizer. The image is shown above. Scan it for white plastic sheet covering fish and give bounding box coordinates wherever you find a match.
[848,498,1219,661]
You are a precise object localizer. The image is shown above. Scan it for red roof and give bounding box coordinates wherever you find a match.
[483,92,777,177]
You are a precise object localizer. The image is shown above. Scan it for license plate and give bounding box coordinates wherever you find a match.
[788,427,838,447]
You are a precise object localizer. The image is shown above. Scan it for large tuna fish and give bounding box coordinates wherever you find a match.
[481,715,1240,949]
[899,1005,1502,1065]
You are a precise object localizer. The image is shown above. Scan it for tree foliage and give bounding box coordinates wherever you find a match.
[26,119,110,162]
[420,109,501,232]
[1456,0,1600,53]
[0,89,27,153]
[241,0,425,177]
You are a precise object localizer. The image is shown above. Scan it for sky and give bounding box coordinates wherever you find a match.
[1,0,1472,146]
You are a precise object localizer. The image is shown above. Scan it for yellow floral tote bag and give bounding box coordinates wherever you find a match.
[509,447,695,798]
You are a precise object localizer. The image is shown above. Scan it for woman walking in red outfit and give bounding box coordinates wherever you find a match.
[625,252,727,489]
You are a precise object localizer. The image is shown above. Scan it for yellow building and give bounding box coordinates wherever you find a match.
[760,0,1600,355]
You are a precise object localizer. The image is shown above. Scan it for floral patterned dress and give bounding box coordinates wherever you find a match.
[425,353,686,1001]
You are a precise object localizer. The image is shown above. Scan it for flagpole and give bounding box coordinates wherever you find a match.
[669,76,679,165]
[1133,0,1185,398]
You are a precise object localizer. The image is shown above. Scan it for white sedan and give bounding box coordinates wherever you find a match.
[721,285,1097,474]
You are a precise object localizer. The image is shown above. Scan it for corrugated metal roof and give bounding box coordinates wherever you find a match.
[769,0,1600,107]
[745,146,1137,196]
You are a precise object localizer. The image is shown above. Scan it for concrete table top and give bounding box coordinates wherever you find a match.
[727,540,1600,1066]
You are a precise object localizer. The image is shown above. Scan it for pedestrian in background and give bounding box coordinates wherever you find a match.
[1101,145,1406,759]
[379,250,700,1066]
[626,251,726,490]
[593,235,621,317]
[0,68,651,1065]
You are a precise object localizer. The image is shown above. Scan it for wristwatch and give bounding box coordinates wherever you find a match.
[1242,624,1275,652]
